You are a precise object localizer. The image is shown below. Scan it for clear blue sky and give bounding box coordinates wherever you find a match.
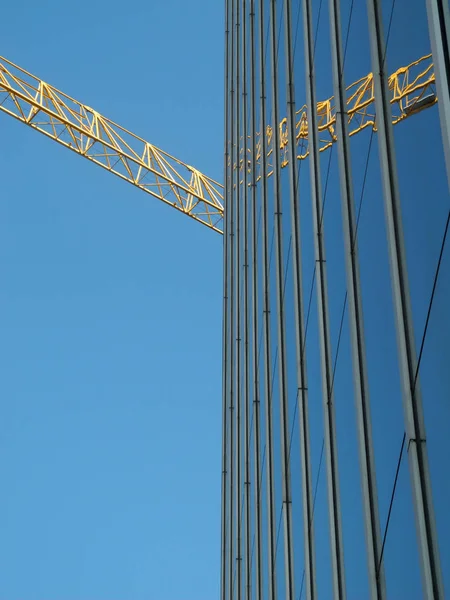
[0,2,224,599]
[1,1,449,599]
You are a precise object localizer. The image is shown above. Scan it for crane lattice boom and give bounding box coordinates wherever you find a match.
[0,54,436,234]
[0,56,225,233]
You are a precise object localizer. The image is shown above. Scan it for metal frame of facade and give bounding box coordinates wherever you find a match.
[222,0,447,598]
[328,1,386,598]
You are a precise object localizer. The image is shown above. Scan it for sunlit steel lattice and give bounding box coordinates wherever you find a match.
[0,56,225,233]
[0,55,436,233]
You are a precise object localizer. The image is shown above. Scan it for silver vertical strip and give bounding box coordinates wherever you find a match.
[229,0,236,594]
[283,0,317,598]
[426,0,450,188]
[235,0,242,594]
[366,1,445,598]
[328,2,385,598]
[269,0,296,597]
[249,0,263,595]
[222,0,231,596]
[258,0,277,595]
[242,0,251,595]
[303,0,346,598]
[249,0,263,596]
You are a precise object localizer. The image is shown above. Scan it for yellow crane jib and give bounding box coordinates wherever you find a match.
[0,55,437,235]
[0,57,225,234]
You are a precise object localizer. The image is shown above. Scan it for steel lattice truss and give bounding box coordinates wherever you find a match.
[0,54,436,234]
[0,57,225,233]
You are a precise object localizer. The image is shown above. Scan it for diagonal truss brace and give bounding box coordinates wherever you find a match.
[0,54,437,235]
[0,57,225,234]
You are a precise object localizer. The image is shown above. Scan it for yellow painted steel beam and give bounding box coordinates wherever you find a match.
[0,57,225,233]
[0,55,437,235]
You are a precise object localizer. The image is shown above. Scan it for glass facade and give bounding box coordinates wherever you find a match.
[222,0,450,598]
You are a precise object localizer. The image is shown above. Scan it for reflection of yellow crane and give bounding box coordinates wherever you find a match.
[0,54,436,234]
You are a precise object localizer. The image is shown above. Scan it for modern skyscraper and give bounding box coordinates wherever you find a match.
[221,0,450,598]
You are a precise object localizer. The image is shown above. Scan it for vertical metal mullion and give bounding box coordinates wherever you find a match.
[366,1,444,598]
[269,0,296,597]
[229,0,236,594]
[222,0,231,596]
[426,0,450,189]
[242,0,252,595]
[328,2,385,599]
[303,1,346,598]
[235,0,242,594]
[258,0,277,596]
[249,0,263,596]
[283,0,317,597]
